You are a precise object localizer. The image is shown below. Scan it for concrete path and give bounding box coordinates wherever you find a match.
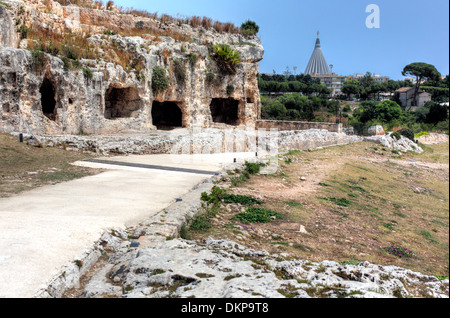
[0,152,257,298]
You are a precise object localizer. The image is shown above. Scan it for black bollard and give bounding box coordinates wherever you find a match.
[19,133,23,143]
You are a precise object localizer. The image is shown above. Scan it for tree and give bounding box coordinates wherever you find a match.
[358,72,376,99]
[342,79,360,98]
[262,100,287,119]
[402,62,441,108]
[425,101,449,124]
[355,100,401,123]
[374,100,402,123]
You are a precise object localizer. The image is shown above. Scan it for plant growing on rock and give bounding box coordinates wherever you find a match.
[151,66,170,94]
[240,20,259,36]
[397,128,415,141]
[212,44,241,74]
[173,59,186,84]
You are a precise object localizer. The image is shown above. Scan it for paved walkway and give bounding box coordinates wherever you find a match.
[0,152,256,298]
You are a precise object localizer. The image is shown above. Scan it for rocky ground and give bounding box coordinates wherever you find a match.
[63,230,449,299]
[55,138,448,299]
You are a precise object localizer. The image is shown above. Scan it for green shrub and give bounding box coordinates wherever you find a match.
[187,53,198,66]
[212,44,241,74]
[173,59,186,84]
[82,67,93,80]
[226,84,235,96]
[201,186,225,205]
[17,25,28,40]
[244,161,263,174]
[206,71,215,84]
[328,197,352,207]
[391,132,401,140]
[240,20,259,36]
[189,214,212,232]
[232,207,284,224]
[222,194,264,205]
[151,66,170,94]
[397,128,414,141]
[29,50,45,71]
[103,30,117,35]
[179,223,191,239]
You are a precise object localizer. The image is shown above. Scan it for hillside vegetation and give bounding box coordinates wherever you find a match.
[184,142,449,279]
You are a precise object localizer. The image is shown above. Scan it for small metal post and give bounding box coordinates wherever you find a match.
[19,133,23,143]
[233,158,236,163]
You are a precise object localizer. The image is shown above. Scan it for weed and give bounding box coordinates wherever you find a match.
[222,194,264,205]
[382,245,414,259]
[173,59,186,84]
[150,269,166,276]
[186,53,198,66]
[329,197,352,207]
[224,274,242,281]
[195,273,215,278]
[420,231,438,244]
[179,223,191,240]
[151,66,170,94]
[284,200,302,207]
[340,260,361,266]
[232,207,284,224]
[82,67,93,80]
[383,223,395,231]
[189,214,212,232]
[226,84,235,96]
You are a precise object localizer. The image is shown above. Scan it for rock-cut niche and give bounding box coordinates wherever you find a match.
[104,86,142,119]
[151,101,183,130]
[210,98,239,125]
[40,77,57,121]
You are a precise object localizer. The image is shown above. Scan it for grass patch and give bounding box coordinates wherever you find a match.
[328,197,352,207]
[232,207,284,224]
[284,200,302,207]
[419,231,439,244]
[0,134,100,197]
[222,194,264,205]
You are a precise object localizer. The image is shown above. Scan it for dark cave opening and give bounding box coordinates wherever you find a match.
[40,77,56,121]
[210,98,239,125]
[105,87,142,119]
[151,101,183,130]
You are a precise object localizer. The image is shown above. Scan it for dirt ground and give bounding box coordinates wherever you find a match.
[0,133,102,198]
[188,141,449,278]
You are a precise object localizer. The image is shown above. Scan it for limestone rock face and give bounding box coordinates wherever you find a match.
[368,125,385,136]
[364,133,423,153]
[0,0,264,135]
[0,3,18,48]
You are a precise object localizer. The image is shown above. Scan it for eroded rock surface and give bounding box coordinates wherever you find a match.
[0,0,263,135]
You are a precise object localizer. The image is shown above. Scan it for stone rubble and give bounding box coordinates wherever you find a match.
[363,133,423,153]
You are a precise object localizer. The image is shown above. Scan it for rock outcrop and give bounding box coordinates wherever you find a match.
[0,0,263,135]
[417,133,449,145]
[364,133,423,153]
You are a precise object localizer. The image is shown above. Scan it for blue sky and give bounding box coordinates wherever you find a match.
[113,0,449,80]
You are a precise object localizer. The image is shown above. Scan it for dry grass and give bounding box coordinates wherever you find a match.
[0,133,102,198]
[54,0,244,35]
[187,142,449,278]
